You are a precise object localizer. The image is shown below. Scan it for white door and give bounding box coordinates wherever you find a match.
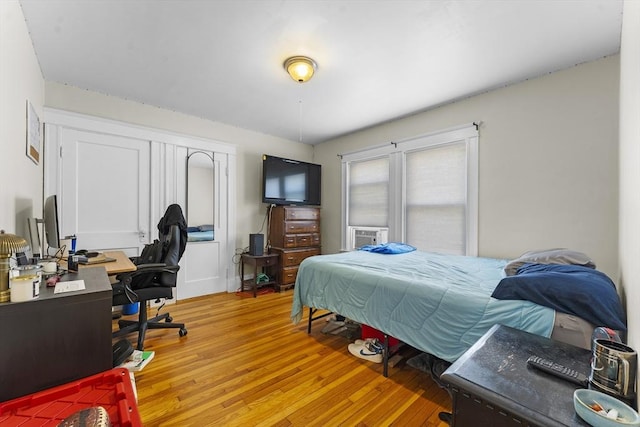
[59,128,150,256]
[178,153,228,299]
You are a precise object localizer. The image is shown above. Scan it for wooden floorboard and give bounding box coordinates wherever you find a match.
[115,290,452,426]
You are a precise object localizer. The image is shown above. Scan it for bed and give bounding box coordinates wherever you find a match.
[290,248,626,364]
[187,225,214,242]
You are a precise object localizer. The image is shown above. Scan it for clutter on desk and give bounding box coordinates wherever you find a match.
[67,253,79,271]
[53,279,85,294]
[46,275,61,287]
[43,260,57,274]
[60,234,77,258]
[78,253,117,265]
[0,229,31,303]
[9,264,41,302]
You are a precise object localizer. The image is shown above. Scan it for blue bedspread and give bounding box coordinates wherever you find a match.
[187,230,214,242]
[291,250,555,362]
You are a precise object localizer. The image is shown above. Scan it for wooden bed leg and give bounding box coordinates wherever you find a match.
[308,308,313,334]
[383,334,389,377]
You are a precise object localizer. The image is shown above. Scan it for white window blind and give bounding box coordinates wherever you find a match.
[341,123,478,255]
[405,142,466,254]
[348,157,389,227]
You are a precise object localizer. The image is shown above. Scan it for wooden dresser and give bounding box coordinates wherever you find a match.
[269,205,321,291]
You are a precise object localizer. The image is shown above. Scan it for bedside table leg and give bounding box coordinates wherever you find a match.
[254,264,258,298]
[241,261,245,292]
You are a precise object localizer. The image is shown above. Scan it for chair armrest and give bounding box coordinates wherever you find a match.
[134,263,167,270]
[115,263,176,279]
[114,264,180,289]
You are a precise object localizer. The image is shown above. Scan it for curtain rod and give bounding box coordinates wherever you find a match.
[337,121,481,159]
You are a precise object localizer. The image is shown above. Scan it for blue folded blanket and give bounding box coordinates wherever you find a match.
[492,263,626,331]
[358,242,416,254]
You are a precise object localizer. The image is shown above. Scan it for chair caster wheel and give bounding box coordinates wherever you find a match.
[166,316,173,322]
[179,328,187,337]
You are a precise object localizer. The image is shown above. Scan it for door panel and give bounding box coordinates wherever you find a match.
[60,129,150,255]
[180,241,226,299]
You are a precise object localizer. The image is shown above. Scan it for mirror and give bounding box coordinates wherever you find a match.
[186,150,215,241]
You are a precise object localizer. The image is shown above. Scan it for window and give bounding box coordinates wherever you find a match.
[347,157,389,227]
[341,124,478,255]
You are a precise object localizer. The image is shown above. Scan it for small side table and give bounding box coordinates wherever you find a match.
[441,324,592,427]
[240,253,279,297]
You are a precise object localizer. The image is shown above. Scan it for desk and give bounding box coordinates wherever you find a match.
[93,251,137,275]
[240,253,279,297]
[63,250,137,276]
[0,267,113,402]
[441,325,591,427]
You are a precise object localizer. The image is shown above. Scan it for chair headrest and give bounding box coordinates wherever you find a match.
[157,204,187,259]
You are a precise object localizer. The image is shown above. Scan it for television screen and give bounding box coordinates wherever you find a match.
[262,155,321,206]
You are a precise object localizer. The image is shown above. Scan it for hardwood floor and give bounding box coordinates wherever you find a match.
[117,290,452,426]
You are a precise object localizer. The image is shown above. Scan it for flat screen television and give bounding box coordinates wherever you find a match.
[44,194,61,249]
[262,155,321,206]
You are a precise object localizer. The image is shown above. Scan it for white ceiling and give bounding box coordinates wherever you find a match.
[19,0,623,145]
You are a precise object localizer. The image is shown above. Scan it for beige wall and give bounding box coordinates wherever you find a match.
[315,55,620,279]
[619,0,640,395]
[44,82,313,252]
[1,0,627,307]
[0,1,45,238]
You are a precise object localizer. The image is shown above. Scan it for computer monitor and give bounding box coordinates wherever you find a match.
[26,216,41,258]
[43,195,61,250]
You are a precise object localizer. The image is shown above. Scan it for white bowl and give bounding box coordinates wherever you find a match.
[574,389,640,427]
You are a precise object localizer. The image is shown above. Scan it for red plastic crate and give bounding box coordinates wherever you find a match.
[361,324,400,347]
[0,368,141,427]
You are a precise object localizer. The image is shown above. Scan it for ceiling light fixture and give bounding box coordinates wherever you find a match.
[284,56,317,83]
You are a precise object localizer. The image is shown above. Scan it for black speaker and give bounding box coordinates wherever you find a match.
[249,233,264,256]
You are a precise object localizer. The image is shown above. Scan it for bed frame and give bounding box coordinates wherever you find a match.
[307,307,395,376]
[296,251,601,378]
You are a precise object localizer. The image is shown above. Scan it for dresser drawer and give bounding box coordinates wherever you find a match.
[282,233,321,248]
[280,266,299,285]
[284,220,319,234]
[279,248,321,267]
[283,206,320,221]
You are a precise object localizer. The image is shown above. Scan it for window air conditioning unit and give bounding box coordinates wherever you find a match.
[349,226,389,250]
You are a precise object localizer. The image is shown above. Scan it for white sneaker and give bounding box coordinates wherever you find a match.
[348,342,383,363]
[355,338,384,351]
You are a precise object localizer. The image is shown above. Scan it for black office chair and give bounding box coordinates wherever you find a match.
[112,204,188,350]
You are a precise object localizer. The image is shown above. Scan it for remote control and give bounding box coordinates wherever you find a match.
[527,355,589,386]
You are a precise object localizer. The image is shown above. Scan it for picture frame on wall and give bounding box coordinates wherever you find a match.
[26,100,40,165]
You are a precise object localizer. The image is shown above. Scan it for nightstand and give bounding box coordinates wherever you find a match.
[240,253,279,297]
[441,324,592,426]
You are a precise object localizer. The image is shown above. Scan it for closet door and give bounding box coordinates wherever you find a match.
[179,151,228,299]
[59,128,150,255]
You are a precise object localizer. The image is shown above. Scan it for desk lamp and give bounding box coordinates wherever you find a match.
[0,230,30,303]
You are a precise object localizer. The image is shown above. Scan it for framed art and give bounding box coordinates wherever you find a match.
[26,100,41,164]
